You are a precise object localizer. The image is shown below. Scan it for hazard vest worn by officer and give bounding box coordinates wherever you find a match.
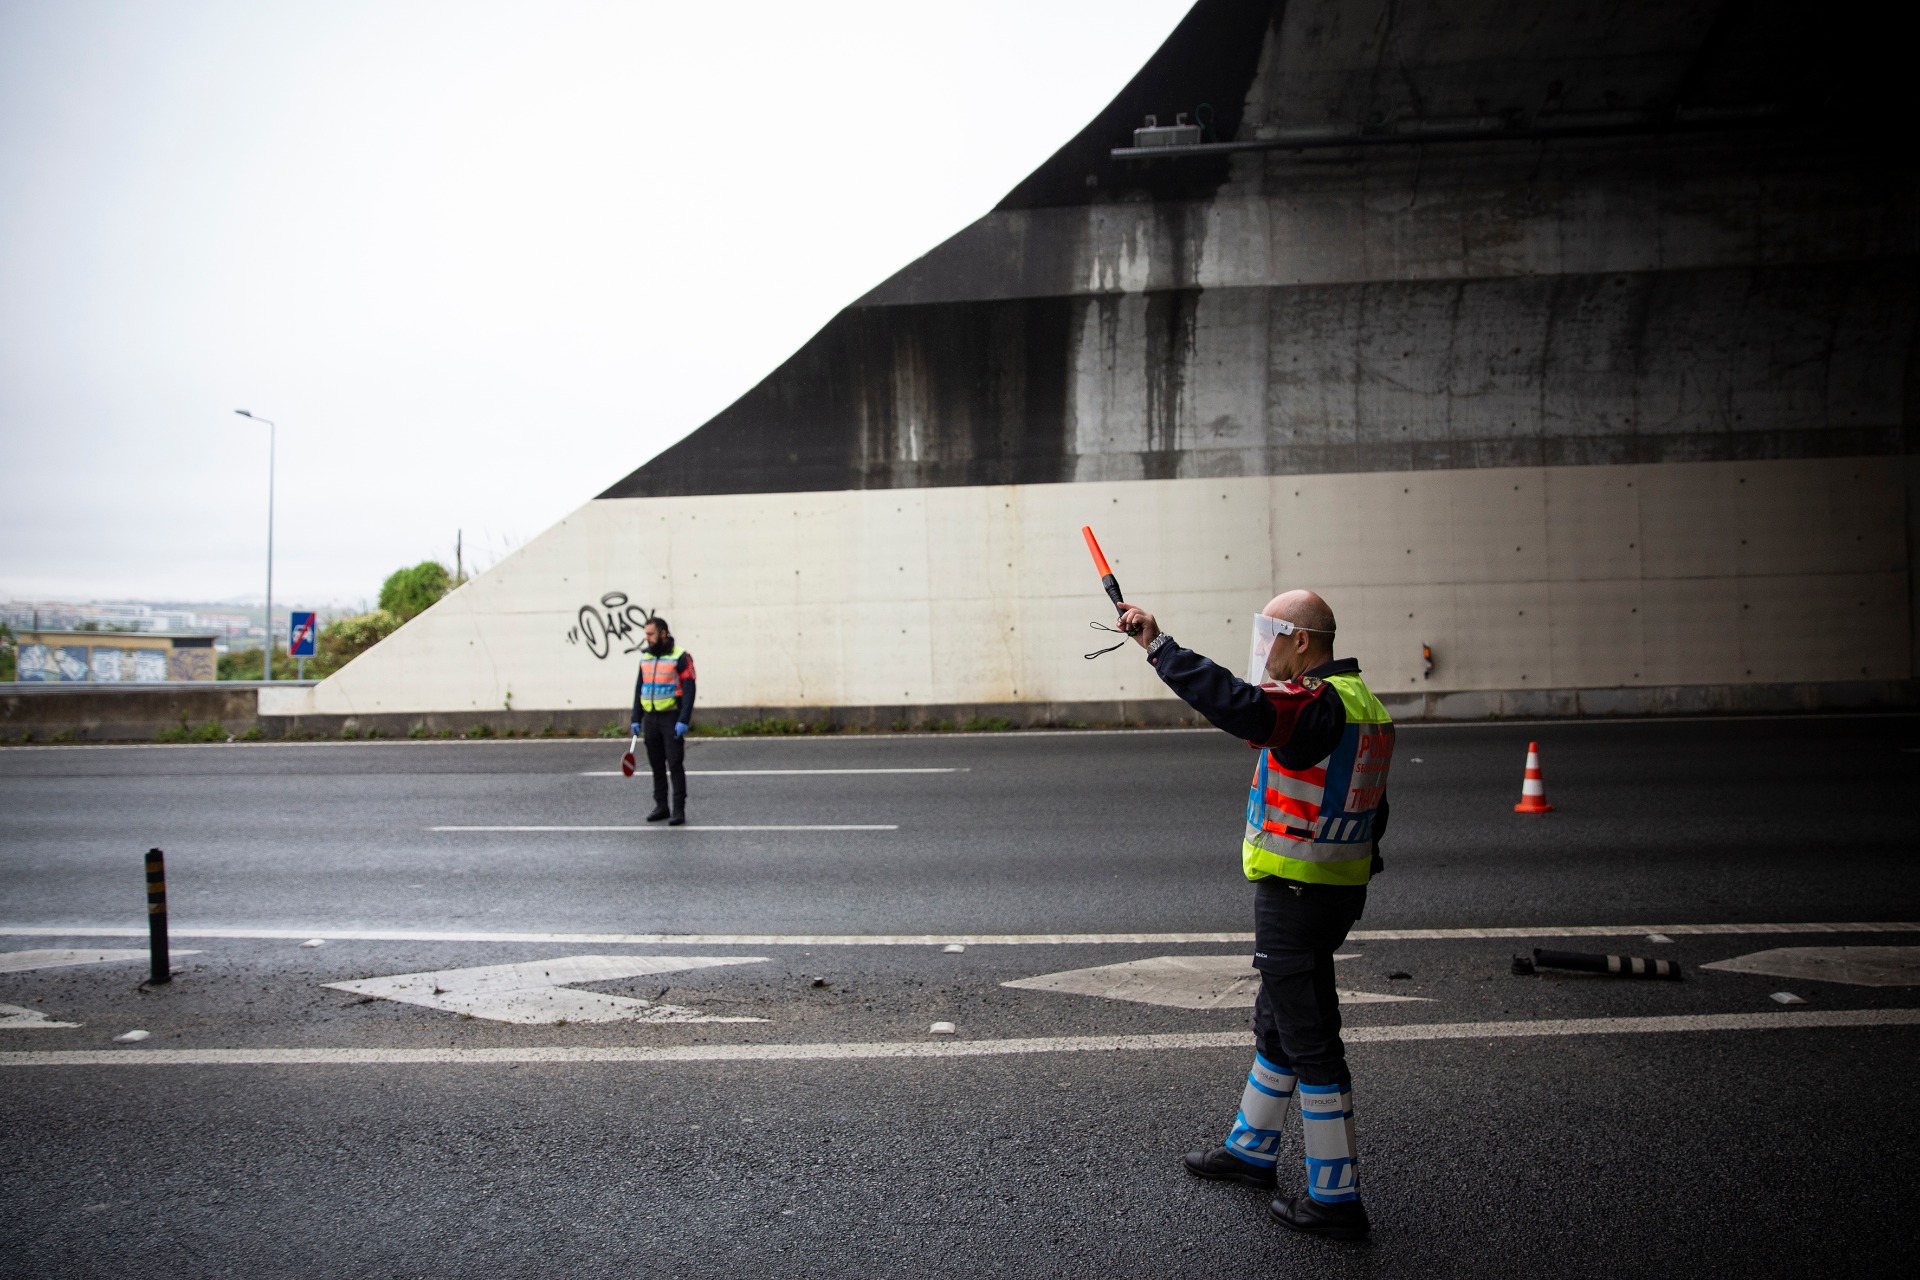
[636,646,688,712]
[1243,670,1395,885]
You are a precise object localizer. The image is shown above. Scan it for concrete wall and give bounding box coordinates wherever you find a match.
[261,454,1909,720]
[1,685,263,742]
[265,0,1914,724]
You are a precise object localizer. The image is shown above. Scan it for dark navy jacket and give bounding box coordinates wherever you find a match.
[1146,641,1391,854]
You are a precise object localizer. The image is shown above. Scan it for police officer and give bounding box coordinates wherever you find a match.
[630,616,697,826]
[1113,589,1393,1242]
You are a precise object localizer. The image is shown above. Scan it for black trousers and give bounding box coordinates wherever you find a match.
[641,710,686,806]
[1250,876,1367,1087]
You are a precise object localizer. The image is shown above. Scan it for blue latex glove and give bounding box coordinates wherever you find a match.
[629,722,640,735]
[673,721,689,738]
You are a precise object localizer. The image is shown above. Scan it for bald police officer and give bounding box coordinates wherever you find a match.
[1114,589,1393,1242]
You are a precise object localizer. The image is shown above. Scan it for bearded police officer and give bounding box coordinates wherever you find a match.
[1112,589,1393,1242]
[629,617,697,826]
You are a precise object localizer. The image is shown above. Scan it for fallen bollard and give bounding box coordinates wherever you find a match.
[145,847,170,985]
[1512,947,1682,980]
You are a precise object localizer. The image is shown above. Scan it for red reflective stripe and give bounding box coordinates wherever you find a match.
[1266,791,1318,823]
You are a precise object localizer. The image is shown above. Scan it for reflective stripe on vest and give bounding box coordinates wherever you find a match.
[637,646,685,711]
[1242,671,1395,885]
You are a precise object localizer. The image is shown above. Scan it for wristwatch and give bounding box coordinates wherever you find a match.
[1146,633,1174,659]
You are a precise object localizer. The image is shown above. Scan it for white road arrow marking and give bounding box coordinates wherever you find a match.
[324,955,771,1024]
[0,948,200,974]
[1002,955,1431,1010]
[1701,946,1920,987]
[0,1003,81,1029]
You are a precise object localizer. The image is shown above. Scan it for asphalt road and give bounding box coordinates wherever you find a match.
[3,715,1918,1277]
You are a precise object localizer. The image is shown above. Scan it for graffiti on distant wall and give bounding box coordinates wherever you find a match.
[16,644,210,682]
[565,592,657,660]
[168,649,216,681]
[17,645,90,681]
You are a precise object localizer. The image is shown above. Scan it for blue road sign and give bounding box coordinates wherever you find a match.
[289,611,317,657]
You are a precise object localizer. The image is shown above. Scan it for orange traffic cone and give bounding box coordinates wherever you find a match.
[1514,741,1553,813]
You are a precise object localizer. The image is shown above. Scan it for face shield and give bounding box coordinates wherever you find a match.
[1247,615,1330,684]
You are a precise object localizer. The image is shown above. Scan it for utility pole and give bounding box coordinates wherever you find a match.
[235,410,276,682]
[456,529,463,584]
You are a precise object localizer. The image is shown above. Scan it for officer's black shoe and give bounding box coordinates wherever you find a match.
[668,805,686,827]
[1181,1147,1277,1189]
[645,804,670,822]
[1268,1192,1370,1241]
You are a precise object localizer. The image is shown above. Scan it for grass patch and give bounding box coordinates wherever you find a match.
[696,718,839,737]
[962,716,1013,732]
[463,724,494,738]
[155,720,227,744]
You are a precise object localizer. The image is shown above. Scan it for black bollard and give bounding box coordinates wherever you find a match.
[145,848,170,984]
[1531,947,1682,980]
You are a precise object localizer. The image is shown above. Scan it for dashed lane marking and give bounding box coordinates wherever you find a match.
[1,923,1912,947]
[580,768,968,776]
[3,1009,1916,1067]
[427,824,899,832]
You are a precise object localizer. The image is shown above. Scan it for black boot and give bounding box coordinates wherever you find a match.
[645,802,670,822]
[1269,1192,1370,1241]
[1181,1147,1276,1189]
[668,799,686,827]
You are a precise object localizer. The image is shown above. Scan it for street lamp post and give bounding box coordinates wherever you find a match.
[235,410,275,682]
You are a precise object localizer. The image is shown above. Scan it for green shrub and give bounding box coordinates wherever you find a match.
[242,725,263,741]
[408,724,430,739]
[598,722,625,738]
[219,647,300,681]
[464,724,493,738]
[962,716,1013,732]
[378,561,452,622]
[313,611,401,677]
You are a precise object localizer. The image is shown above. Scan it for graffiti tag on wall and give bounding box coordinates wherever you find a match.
[565,592,656,660]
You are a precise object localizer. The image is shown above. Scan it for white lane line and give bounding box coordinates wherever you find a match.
[3,922,1913,947]
[580,768,968,776]
[1350,922,1920,940]
[427,824,899,832]
[3,1008,1915,1068]
[0,1003,82,1030]
[0,948,202,974]
[1699,946,1920,987]
[1001,955,1430,1009]
[324,955,769,1024]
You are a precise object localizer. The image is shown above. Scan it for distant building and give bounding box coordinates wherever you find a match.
[13,629,218,683]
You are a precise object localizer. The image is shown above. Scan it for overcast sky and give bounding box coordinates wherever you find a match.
[0,0,1189,608]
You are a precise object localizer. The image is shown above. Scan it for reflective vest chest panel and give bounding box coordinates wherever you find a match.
[637,647,686,711]
[1242,671,1394,885]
